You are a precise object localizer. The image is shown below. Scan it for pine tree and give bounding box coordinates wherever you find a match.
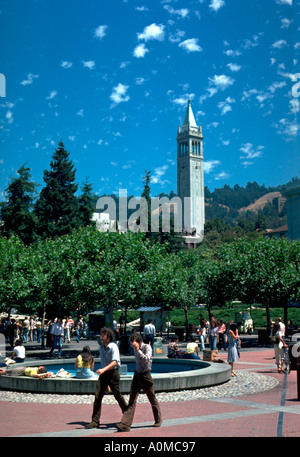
[78,178,96,227]
[35,141,79,239]
[1,164,38,244]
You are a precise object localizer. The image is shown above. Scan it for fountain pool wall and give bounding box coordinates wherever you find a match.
[0,357,231,395]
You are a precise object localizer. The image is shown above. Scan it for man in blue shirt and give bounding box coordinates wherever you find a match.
[85,327,127,429]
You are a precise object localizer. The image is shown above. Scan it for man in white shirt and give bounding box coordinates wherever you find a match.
[49,317,64,358]
[116,333,162,432]
[143,319,155,348]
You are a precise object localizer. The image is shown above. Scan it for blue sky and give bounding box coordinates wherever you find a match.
[0,0,299,201]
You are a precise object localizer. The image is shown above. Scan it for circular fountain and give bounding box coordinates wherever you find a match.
[0,357,231,394]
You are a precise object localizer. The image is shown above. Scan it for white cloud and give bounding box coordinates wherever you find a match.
[76,109,84,116]
[179,38,202,53]
[227,63,241,72]
[135,77,146,85]
[133,43,149,58]
[275,0,293,5]
[209,0,225,12]
[271,40,288,49]
[281,18,292,28]
[214,171,230,180]
[204,160,220,173]
[138,23,165,42]
[61,61,72,69]
[82,60,95,70]
[20,73,39,86]
[5,110,13,124]
[135,6,149,12]
[289,98,300,114]
[268,81,286,93]
[209,74,235,91]
[218,97,235,115]
[94,25,108,40]
[163,5,189,18]
[152,164,169,185]
[46,90,57,100]
[169,29,186,43]
[110,83,130,107]
[224,49,242,57]
[172,93,195,106]
[239,143,264,159]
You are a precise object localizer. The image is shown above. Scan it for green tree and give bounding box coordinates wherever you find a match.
[78,178,96,227]
[1,164,38,245]
[35,141,79,239]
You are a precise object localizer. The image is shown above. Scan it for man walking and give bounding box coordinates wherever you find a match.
[85,327,127,429]
[143,319,155,348]
[49,317,64,358]
[116,333,162,432]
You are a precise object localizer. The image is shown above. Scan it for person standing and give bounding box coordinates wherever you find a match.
[36,318,42,343]
[143,319,155,348]
[227,323,240,377]
[49,317,64,358]
[116,332,162,432]
[209,320,219,351]
[217,319,227,350]
[22,317,29,343]
[85,327,127,429]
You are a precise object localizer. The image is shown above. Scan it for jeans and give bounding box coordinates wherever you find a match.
[23,328,29,343]
[209,335,217,351]
[50,335,63,357]
[199,335,205,350]
[36,329,41,343]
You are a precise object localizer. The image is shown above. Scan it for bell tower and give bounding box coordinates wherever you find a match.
[177,100,205,238]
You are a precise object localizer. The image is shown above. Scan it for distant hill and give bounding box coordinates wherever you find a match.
[238,191,286,214]
[204,180,295,229]
[92,179,298,232]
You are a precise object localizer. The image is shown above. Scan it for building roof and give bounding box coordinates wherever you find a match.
[182,99,198,130]
[136,306,162,312]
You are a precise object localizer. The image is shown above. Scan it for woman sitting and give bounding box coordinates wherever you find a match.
[12,339,25,363]
[75,346,98,379]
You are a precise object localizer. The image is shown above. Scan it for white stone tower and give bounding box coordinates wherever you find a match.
[177,100,205,238]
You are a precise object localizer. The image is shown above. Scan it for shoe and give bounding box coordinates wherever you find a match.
[153,421,162,427]
[84,421,99,429]
[116,422,131,432]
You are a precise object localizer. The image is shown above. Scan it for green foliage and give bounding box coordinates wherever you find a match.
[1,165,38,245]
[34,141,79,239]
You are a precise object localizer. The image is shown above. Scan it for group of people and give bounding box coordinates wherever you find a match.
[168,316,241,377]
[0,316,42,348]
[0,326,162,432]
[196,315,230,351]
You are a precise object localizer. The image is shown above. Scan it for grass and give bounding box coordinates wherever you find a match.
[124,304,300,329]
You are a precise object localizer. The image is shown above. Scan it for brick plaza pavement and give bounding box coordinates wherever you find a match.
[0,342,300,440]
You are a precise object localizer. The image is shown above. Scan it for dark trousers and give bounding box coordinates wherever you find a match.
[92,369,127,425]
[120,371,162,427]
[145,335,154,348]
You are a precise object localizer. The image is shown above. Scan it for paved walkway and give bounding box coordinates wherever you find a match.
[0,339,300,439]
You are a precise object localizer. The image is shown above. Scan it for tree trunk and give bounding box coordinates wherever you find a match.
[183,305,189,341]
[265,299,271,333]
